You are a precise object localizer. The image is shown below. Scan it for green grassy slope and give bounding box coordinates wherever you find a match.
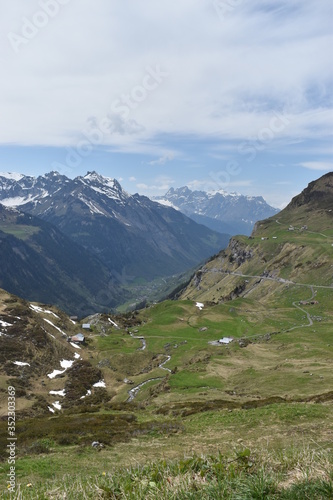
[1,292,332,497]
[0,174,332,497]
[181,174,333,305]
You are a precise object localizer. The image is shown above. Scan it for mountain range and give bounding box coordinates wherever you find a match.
[1,171,230,278]
[0,171,231,312]
[0,172,332,422]
[154,186,278,235]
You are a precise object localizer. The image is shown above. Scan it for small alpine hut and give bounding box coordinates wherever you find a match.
[70,333,85,344]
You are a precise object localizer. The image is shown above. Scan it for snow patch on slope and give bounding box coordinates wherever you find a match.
[196,302,204,310]
[43,318,67,336]
[30,304,60,319]
[49,389,66,396]
[47,359,74,379]
[93,380,106,388]
[0,320,13,327]
[1,195,37,207]
[154,199,180,210]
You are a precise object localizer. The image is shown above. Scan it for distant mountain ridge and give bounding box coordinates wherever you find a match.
[0,171,230,283]
[154,186,278,235]
[0,171,71,207]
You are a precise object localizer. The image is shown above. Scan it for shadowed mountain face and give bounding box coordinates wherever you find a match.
[0,204,125,316]
[0,171,230,282]
[153,186,279,236]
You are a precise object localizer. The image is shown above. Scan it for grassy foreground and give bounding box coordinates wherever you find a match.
[1,397,332,498]
[1,446,332,499]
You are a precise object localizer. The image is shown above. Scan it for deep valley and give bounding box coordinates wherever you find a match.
[0,173,332,498]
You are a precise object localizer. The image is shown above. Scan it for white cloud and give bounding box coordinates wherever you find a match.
[148,153,175,166]
[299,162,333,171]
[0,0,331,152]
[136,175,175,193]
[129,176,136,181]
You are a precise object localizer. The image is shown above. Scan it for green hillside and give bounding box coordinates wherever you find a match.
[181,173,333,304]
[0,173,332,498]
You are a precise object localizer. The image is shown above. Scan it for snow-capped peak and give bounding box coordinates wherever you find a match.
[82,171,121,190]
[77,171,129,201]
[207,189,241,198]
[0,172,24,181]
[42,171,62,180]
[83,171,113,184]
[152,185,278,235]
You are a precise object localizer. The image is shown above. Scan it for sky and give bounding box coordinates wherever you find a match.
[0,0,332,208]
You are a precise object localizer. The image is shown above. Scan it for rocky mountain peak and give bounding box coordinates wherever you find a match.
[77,171,128,201]
[154,185,278,236]
[287,172,333,210]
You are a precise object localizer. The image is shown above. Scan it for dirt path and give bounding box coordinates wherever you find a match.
[289,286,315,330]
[126,377,163,403]
[129,331,146,350]
[276,218,329,239]
[126,332,171,401]
[159,355,172,373]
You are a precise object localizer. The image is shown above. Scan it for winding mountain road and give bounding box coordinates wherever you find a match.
[129,331,146,350]
[126,266,331,401]
[290,286,315,330]
[221,270,333,290]
[126,331,172,401]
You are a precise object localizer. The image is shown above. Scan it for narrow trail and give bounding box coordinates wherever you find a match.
[126,377,163,403]
[129,332,146,350]
[307,230,328,238]
[275,218,329,239]
[126,331,172,402]
[208,284,319,345]
[289,286,315,331]
[158,355,172,373]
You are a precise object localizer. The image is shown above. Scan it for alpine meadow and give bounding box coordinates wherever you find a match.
[0,173,332,498]
[0,1,332,498]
